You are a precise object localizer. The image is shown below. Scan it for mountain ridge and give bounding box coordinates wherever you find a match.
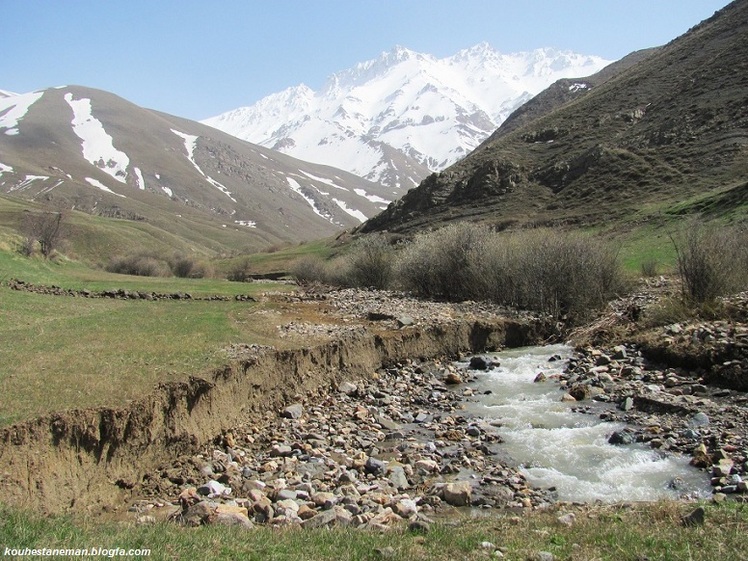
[0,85,394,254]
[203,44,613,192]
[358,0,748,235]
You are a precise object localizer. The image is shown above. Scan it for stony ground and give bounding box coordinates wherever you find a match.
[130,281,748,531]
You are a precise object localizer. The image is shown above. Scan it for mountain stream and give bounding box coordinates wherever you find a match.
[459,344,711,503]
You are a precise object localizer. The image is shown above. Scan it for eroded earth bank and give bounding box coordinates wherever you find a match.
[1,282,746,531]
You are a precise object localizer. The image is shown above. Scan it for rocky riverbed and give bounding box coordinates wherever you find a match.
[128,283,747,531]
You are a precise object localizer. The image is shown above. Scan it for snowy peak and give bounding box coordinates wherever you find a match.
[203,43,613,191]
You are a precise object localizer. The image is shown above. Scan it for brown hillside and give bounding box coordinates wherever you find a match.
[359,0,748,234]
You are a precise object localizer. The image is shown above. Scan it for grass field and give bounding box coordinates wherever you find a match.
[0,248,307,425]
[0,501,745,560]
[0,215,714,426]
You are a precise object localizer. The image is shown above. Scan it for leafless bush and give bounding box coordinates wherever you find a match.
[395,222,493,300]
[105,254,171,277]
[226,258,254,282]
[290,255,330,285]
[20,210,66,258]
[170,254,214,278]
[498,229,625,321]
[339,235,395,289]
[672,222,748,303]
[395,223,625,322]
[640,258,659,277]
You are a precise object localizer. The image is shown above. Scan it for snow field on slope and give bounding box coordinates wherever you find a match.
[171,129,237,202]
[0,91,45,135]
[64,92,130,183]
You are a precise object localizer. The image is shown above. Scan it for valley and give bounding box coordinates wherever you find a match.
[1,1,747,559]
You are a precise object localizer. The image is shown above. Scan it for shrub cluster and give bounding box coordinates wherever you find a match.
[105,252,213,278]
[397,225,625,321]
[671,222,748,303]
[291,224,627,322]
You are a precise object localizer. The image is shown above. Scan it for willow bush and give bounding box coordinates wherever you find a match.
[393,222,493,300]
[671,222,748,303]
[291,224,627,322]
[395,225,626,322]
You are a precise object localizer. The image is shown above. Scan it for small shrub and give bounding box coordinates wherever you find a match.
[395,222,493,300]
[340,235,395,289]
[170,254,213,278]
[20,209,67,258]
[105,254,170,277]
[640,258,659,277]
[227,259,254,282]
[290,255,329,285]
[672,223,748,303]
[395,224,626,322]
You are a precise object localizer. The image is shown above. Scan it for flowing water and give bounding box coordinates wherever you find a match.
[460,344,711,503]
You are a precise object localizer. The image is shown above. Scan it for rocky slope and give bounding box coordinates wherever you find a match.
[359,0,748,234]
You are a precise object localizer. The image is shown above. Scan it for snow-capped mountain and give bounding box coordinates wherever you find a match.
[203,43,613,192]
[0,86,394,251]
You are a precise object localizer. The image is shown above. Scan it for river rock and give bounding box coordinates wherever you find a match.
[181,501,216,526]
[442,481,472,506]
[392,498,418,518]
[213,504,253,529]
[197,480,231,498]
[445,371,463,384]
[388,466,410,490]
[281,404,304,419]
[689,412,710,427]
[608,431,634,446]
[681,506,705,527]
[365,457,386,475]
[469,356,490,370]
[270,444,294,457]
[339,381,358,396]
[619,396,634,411]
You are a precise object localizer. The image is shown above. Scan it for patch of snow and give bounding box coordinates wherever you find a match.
[286,176,335,223]
[38,179,65,195]
[234,220,257,228]
[133,167,146,190]
[10,175,49,192]
[299,170,349,191]
[0,90,44,135]
[65,93,129,183]
[171,129,237,202]
[353,188,391,204]
[568,82,589,92]
[332,198,367,223]
[162,186,173,197]
[0,162,13,175]
[85,177,125,198]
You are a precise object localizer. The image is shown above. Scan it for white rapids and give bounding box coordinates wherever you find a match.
[460,344,711,503]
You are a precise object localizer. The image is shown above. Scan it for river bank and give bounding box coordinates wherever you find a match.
[123,282,747,531]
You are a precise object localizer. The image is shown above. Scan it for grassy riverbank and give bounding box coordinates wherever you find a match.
[1,501,745,560]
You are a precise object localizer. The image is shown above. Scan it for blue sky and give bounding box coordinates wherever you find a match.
[1,0,732,120]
